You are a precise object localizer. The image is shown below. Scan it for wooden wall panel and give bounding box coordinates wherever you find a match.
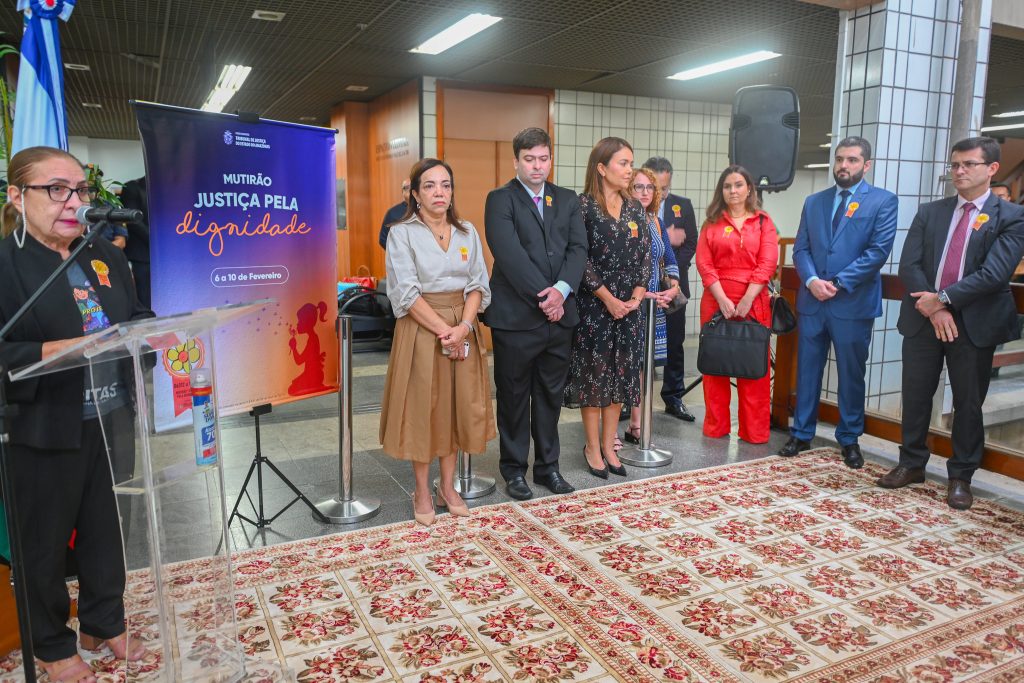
[331,101,370,280]
[440,87,550,144]
[333,79,421,280]
[367,79,421,278]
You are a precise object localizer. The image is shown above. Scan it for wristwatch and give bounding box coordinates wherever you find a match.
[937,290,952,307]
[830,277,842,290]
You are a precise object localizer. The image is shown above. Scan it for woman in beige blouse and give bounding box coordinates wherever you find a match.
[380,158,496,526]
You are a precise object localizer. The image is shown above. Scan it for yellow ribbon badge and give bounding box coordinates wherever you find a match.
[459,246,469,262]
[545,195,552,207]
[627,221,638,238]
[672,204,681,218]
[90,259,111,287]
[972,213,990,231]
[845,201,860,219]
[724,226,734,235]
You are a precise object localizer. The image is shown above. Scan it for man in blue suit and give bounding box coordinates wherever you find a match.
[778,136,898,468]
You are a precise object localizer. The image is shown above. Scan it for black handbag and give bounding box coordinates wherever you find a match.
[697,312,771,379]
[766,281,797,334]
[657,256,688,314]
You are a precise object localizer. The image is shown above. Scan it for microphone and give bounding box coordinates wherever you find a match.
[75,205,143,225]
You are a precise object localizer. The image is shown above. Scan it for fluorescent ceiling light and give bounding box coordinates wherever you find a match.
[410,13,502,55]
[252,9,285,21]
[201,64,252,113]
[992,110,1024,119]
[345,85,369,92]
[819,143,831,148]
[805,163,830,169]
[81,102,102,109]
[64,63,90,71]
[980,122,1024,133]
[668,50,781,81]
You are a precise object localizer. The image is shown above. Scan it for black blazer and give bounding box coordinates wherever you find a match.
[660,193,698,298]
[0,234,154,450]
[897,194,1024,348]
[482,179,588,330]
[119,176,150,264]
[378,201,407,249]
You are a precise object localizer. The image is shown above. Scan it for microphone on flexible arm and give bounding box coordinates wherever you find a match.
[75,204,144,225]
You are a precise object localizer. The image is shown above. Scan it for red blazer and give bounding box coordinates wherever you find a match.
[696,210,779,290]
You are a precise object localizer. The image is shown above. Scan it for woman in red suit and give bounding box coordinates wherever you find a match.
[695,165,779,443]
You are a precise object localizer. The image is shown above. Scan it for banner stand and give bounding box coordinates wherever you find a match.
[228,404,328,529]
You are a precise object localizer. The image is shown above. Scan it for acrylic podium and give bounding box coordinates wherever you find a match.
[9,300,288,682]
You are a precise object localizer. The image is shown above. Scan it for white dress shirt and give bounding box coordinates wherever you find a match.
[384,215,491,318]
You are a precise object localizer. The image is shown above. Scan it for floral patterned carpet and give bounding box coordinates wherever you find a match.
[3,448,1024,682]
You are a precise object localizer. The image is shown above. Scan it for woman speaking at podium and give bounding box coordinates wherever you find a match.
[0,147,153,681]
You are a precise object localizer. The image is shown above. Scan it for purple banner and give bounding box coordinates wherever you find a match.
[135,103,338,430]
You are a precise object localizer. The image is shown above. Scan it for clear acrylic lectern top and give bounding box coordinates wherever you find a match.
[9,300,282,682]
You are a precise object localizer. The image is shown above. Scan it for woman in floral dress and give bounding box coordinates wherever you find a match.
[563,137,652,479]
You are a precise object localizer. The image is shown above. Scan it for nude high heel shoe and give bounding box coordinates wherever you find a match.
[435,489,470,517]
[412,491,435,526]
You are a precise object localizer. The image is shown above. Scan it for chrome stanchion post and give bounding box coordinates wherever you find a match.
[434,449,496,500]
[619,297,673,467]
[315,315,381,523]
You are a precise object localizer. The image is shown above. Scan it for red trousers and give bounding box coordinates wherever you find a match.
[699,280,771,443]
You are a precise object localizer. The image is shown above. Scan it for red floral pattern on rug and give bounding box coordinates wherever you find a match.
[368,588,444,625]
[388,623,479,670]
[3,448,1023,682]
[475,601,556,645]
[677,597,759,638]
[740,582,819,620]
[295,644,385,682]
[789,611,877,653]
[499,636,593,681]
[719,632,812,679]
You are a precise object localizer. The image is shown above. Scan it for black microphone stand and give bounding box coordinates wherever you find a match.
[0,220,108,683]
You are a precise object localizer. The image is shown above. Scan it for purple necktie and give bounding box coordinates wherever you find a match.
[939,204,973,290]
[533,195,542,215]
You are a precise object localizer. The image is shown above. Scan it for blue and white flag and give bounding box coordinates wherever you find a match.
[11,0,76,155]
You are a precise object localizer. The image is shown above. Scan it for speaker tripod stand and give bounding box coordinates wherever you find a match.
[228,404,328,528]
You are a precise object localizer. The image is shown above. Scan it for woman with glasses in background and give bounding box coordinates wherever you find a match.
[0,147,153,681]
[622,167,681,445]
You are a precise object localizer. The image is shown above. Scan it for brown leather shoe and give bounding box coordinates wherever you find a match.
[947,479,973,510]
[876,466,926,489]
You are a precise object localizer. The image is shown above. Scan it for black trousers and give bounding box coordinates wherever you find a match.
[8,417,129,661]
[660,303,688,406]
[128,260,151,310]
[492,324,574,481]
[899,317,995,482]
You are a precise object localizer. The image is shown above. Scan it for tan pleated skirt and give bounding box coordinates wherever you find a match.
[379,290,496,463]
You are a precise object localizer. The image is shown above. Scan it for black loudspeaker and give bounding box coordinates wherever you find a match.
[730,85,800,192]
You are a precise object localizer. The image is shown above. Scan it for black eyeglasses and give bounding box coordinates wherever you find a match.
[22,184,99,202]
[945,161,990,172]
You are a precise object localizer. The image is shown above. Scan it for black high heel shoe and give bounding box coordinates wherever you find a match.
[602,449,628,477]
[623,426,641,445]
[583,445,609,479]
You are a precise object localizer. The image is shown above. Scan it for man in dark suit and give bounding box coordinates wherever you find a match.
[483,127,588,500]
[643,156,698,421]
[878,137,1024,509]
[779,137,898,468]
[119,176,151,307]
[377,178,411,248]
